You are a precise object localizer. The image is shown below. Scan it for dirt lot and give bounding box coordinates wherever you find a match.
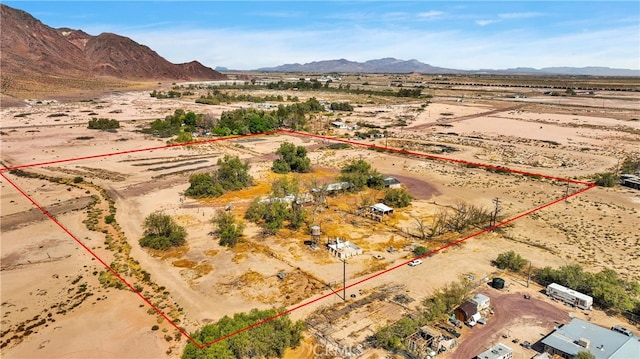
[1,76,639,358]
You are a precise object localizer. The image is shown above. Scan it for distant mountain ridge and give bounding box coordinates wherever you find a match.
[254,58,639,77]
[0,4,226,84]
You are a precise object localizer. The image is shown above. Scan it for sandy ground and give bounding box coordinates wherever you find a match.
[1,85,639,358]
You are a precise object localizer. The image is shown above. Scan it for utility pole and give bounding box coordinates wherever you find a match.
[527,262,532,288]
[342,259,347,302]
[490,197,501,230]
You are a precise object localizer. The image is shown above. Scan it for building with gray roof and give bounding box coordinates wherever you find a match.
[541,318,639,358]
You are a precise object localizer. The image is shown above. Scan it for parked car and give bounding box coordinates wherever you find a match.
[478,318,488,325]
[611,325,633,337]
[408,259,423,266]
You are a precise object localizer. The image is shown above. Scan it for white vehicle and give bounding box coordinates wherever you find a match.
[408,259,423,266]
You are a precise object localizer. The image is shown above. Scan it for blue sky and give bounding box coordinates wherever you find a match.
[5,1,640,70]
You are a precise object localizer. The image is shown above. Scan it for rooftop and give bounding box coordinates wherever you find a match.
[541,318,640,358]
[475,343,512,359]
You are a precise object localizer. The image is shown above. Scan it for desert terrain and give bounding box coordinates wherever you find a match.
[1,74,639,358]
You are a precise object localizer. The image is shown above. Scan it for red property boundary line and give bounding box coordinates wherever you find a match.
[0,129,596,349]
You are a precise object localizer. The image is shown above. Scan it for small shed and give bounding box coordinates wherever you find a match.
[371,203,394,215]
[471,293,491,311]
[383,176,402,189]
[454,301,478,322]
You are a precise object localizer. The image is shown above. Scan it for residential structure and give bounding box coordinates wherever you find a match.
[471,293,491,311]
[454,301,478,322]
[370,203,394,215]
[546,283,593,310]
[541,318,639,359]
[475,343,513,359]
[383,176,402,189]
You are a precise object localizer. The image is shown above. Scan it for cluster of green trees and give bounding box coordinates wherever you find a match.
[144,109,200,138]
[210,97,324,135]
[195,90,287,105]
[264,78,429,99]
[212,211,245,247]
[266,79,326,90]
[185,155,253,198]
[139,212,187,250]
[396,88,423,98]
[537,264,640,313]
[150,90,183,98]
[182,308,305,359]
[330,102,354,111]
[88,117,119,130]
[272,142,311,174]
[245,177,308,234]
[372,280,472,351]
[337,159,384,191]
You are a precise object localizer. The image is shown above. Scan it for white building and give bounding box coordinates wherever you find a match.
[475,343,513,359]
[471,293,491,311]
[546,283,593,310]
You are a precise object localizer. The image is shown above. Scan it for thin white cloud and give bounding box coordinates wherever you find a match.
[417,10,444,19]
[248,11,305,18]
[475,19,499,26]
[498,12,545,19]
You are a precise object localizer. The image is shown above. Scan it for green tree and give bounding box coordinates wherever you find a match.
[272,142,311,174]
[139,212,187,250]
[575,351,595,359]
[372,317,420,351]
[216,155,252,191]
[494,250,528,272]
[593,172,618,187]
[182,308,304,359]
[270,176,300,198]
[185,173,223,198]
[337,159,383,191]
[383,188,413,208]
[88,117,120,130]
[413,246,428,257]
[213,210,245,247]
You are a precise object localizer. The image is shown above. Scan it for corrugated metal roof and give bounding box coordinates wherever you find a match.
[541,318,639,358]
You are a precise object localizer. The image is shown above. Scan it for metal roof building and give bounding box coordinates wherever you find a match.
[541,318,640,358]
[475,343,513,359]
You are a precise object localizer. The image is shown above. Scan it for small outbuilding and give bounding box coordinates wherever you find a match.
[327,238,363,259]
[471,293,491,311]
[331,121,348,129]
[371,203,394,215]
[454,301,478,322]
[383,176,402,189]
[475,343,513,359]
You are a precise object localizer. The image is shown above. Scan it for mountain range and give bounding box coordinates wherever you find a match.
[0,4,225,87]
[253,58,639,77]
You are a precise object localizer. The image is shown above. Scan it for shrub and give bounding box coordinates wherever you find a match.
[139,212,186,250]
[494,250,527,272]
[413,246,428,257]
[383,188,413,208]
[593,172,618,187]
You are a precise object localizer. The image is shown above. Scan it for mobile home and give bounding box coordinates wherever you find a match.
[546,283,593,310]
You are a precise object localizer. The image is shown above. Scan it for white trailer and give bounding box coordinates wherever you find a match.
[546,283,593,310]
